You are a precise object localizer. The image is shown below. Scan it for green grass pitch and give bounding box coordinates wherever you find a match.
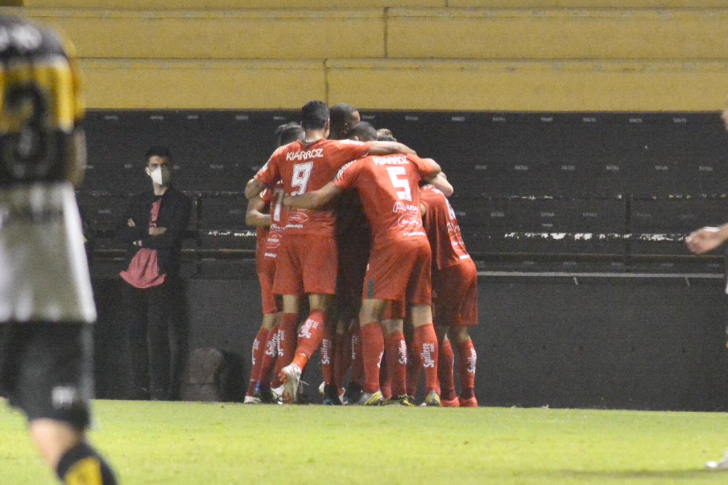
[2,400,728,484]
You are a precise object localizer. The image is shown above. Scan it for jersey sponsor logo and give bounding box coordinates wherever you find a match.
[266,232,282,249]
[321,338,332,365]
[466,347,477,374]
[52,385,80,409]
[373,156,408,166]
[299,318,319,340]
[392,201,419,214]
[265,334,278,358]
[447,222,468,254]
[287,210,309,225]
[420,343,436,368]
[397,214,422,233]
[335,161,355,180]
[397,340,407,365]
[286,148,323,162]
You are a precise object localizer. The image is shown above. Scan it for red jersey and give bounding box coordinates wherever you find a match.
[334,154,439,249]
[420,184,471,270]
[255,182,286,264]
[255,139,373,238]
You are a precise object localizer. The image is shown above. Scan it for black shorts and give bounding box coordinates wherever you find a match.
[0,322,93,431]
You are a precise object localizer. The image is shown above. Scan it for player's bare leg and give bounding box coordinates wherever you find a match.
[411,305,441,407]
[31,420,115,484]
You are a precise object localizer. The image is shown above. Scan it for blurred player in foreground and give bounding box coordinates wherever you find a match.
[0,16,117,484]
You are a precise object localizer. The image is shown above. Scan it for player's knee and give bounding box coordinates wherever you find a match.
[448,326,470,345]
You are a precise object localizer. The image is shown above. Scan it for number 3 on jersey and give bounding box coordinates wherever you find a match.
[292,162,313,195]
[386,166,412,201]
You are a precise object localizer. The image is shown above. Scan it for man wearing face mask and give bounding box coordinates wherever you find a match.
[117,146,192,400]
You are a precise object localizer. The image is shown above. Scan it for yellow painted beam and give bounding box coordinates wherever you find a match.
[80,59,325,109]
[10,8,385,60]
[326,59,728,111]
[387,9,728,60]
[22,0,445,7]
[450,1,728,7]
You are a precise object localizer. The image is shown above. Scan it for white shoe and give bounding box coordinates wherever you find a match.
[706,450,728,470]
[272,384,284,403]
[243,395,261,404]
[279,364,302,404]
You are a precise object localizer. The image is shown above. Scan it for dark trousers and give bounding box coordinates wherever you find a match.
[123,279,178,400]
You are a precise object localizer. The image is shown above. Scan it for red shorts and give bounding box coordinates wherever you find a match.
[363,238,432,306]
[433,259,478,328]
[273,234,338,296]
[257,255,278,315]
[382,300,406,320]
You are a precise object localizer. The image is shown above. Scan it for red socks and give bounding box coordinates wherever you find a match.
[360,323,384,394]
[385,332,408,397]
[321,323,336,386]
[406,344,421,397]
[457,339,477,399]
[273,313,298,382]
[333,330,348,390]
[414,324,440,394]
[247,327,270,396]
[438,338,456,401]
[350,324,364,387]
[257,324,280,388]
[291,310,326,371]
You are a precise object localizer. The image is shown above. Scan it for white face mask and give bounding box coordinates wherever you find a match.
[150,166,171,186]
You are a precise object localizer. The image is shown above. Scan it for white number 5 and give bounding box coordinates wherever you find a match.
[386,166,412,201]
[292,162,313,195]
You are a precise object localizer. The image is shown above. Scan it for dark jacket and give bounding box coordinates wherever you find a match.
[116,185,192,277]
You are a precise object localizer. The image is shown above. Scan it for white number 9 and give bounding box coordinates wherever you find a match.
[291,162,314,195]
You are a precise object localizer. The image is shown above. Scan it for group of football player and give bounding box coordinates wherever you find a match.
[243,101,478,407]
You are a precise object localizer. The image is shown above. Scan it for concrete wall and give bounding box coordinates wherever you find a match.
[91,274,728,411]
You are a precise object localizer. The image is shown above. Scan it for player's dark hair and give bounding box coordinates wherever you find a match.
[301,100,329,130]
[330,103,358,138]
[275,122,304,147]
[377,128,397,142]
[348,122,377,142]
[145,146,172,163]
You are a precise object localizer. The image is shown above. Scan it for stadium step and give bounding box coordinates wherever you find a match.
[12,7,728,61]
[12,8,385,60]
[21,0,446,8]
[325,59,728,112]
[18,0,728,8]
[80,59,324,109]
[78,58,728,111]
[386,8,728,60]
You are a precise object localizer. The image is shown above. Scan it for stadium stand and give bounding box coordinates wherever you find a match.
[4,0,726,410]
